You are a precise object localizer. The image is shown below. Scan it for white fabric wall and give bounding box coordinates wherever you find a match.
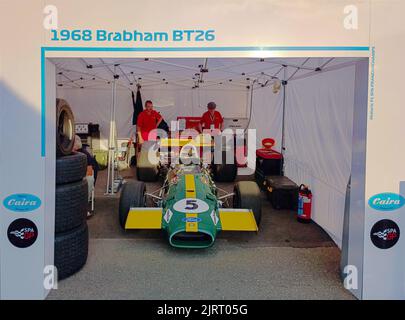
[283,66,355,246]
[249,86,284,151]
[57,84,248,149]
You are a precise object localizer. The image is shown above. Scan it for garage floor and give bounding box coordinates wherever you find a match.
[48,168,355,300]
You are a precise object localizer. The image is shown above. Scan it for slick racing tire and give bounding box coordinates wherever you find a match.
[56,99,75,157]
[55,179,88,234]
[136,142,159,182]
[233,181,262,226]
[54,222,88,280]
[212,151,237,182]
[56,152,87,185]
[119,180,146,229]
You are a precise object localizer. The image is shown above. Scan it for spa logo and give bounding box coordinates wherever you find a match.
[3,194,42,212]
[7,218,38,248]
[370,219,400,249]
[368,193,405,211]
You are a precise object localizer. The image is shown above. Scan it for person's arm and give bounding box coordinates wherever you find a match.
[219,113,224,131]
[156,112,163,127]
[199,114,206,133]
[136,114,144,144]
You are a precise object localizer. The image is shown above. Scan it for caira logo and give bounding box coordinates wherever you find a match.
[3,194,42,212]
[368,193,404,211]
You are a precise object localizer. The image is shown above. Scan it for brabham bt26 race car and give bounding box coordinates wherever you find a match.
[118,138,261,249]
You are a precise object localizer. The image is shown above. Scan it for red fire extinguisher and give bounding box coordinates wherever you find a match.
[298,185,312,223]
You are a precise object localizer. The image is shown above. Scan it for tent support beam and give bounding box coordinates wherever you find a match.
[281,66,287,175]
[106,66,118,195]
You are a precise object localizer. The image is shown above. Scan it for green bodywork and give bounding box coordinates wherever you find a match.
[161,166,222,248]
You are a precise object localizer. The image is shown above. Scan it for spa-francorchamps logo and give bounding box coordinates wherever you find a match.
[7,218,38,248]
[370,219,400,249]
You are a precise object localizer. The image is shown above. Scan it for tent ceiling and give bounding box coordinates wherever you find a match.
[51,57,364,91]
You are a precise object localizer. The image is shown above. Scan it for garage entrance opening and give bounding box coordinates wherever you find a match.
[48,57,368,299]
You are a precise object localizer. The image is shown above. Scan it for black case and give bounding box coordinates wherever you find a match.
[256,156,283,176]
[265,176,298,210]
[255,168,268,190]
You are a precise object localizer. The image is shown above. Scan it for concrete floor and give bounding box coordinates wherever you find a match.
[48,168,355,300]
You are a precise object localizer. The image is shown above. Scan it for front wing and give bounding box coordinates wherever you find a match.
[125,207,258,232]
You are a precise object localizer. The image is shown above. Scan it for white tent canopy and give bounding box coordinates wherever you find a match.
[54,57,366,246]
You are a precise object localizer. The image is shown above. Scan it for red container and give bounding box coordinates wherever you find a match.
[297,185,312,223]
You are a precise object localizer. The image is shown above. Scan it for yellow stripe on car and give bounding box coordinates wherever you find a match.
[185,174,198,232]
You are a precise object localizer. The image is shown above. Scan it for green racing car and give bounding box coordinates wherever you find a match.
[118,138,261,249]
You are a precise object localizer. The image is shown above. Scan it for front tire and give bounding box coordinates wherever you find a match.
[233,181,262,226]
[119,181,146,229]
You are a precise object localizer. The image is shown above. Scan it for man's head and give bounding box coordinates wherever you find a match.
[145,100,153,111]
[207,102,216,113]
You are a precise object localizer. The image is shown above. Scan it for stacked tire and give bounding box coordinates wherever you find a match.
[55,99,89,280]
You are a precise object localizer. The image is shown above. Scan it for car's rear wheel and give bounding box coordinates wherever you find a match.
[212,150,237,182]
[136,142,159,182]
[233,181,262,226]
[119,180,146,229]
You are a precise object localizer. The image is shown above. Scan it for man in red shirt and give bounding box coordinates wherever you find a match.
[136,100,163,144]
[199,102,224,133]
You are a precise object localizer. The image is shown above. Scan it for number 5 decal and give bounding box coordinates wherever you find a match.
[173,198,209,213]
[185,199,198,210]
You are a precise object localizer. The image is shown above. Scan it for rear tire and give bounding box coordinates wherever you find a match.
[212,151,237,182]
[56,99,75,157]
[136,142,159,182]
[233,181,262,226]
[119,181,146,229]
[54,223,88,280]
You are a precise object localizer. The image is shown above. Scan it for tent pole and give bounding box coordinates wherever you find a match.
[111,71,117,194]
[106,66,118,195]
[281,66,287,175]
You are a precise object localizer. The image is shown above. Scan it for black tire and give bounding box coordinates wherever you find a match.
[136,142,159,182]
[233,181,262,226]
[119,180,146,229]
[212,151,237,182]
[56,152,87,185]
[56,99,75,157]
[54,223,88,280]
[55,179,88,234]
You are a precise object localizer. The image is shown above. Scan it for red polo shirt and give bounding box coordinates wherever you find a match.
[201,110,223,130]
[137,109,162,141]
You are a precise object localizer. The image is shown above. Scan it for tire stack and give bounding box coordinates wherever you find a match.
[55,99,89,280]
